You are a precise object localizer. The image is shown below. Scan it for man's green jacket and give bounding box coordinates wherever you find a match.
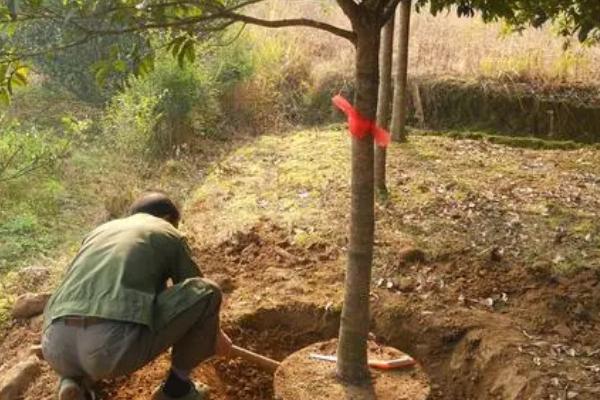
[44,213,207,331]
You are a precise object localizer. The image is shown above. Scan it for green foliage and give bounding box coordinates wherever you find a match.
[13,18,146,103]
[419,1,600,42]
[103,53,221,158]
[212,38,254,87]
[102,28,302,156]
[0,63,28,105]
[0,212,54,273]
[0,120,72,183]
[0,121,73,273]
[2,0,598,104]
[216,28,321,131]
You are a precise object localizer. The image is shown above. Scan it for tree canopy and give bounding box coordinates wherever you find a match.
[420,0,600,42]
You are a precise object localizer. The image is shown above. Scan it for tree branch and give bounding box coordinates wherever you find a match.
[221,11,356,43]
[336,0,361,21]
[0,35,93,62]
[2,0,357,69]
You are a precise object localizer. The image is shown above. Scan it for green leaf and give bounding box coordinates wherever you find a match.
[0,88,9,105]
[11,72,27,86]
[168,36,187,58]
[93,61,110,86]
[11,65,28,86]
[113,59,127,73]
[135,53,154,77]
[0,64,8,81]
[175,39,196,68]
[183,39,195,65]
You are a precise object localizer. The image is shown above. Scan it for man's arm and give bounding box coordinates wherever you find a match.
[171,238,203,283]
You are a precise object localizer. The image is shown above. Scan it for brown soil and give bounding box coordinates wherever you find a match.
[274,339,430,400]
[1,220,599,399]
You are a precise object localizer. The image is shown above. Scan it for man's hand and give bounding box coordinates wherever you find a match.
[215,329,233,358]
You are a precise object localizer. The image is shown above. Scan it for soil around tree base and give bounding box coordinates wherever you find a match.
[274,339,430,400]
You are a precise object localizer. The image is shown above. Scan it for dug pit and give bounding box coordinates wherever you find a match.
[97,303,339,400]
[97,301,546,400]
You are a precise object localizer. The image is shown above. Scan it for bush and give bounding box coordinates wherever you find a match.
[217,29,314,133]
[302,67,354,125]
[0,120,71,183]
[0,121,73,272]
[103,55,221,158]
[104,27,350,150]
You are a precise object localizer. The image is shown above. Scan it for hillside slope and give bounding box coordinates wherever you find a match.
[2,128,600,399]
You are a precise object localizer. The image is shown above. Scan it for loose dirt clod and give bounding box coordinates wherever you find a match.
[0,356,41,400]
[490,246,504,262]
[397,247,426,265]
[11,293,52,319]
[211,273,236,293]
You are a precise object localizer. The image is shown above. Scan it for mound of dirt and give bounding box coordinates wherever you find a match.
[190,220,344,321]
[274,339,430,400]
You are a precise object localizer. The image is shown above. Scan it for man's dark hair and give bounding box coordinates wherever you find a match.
[129,192,180,225]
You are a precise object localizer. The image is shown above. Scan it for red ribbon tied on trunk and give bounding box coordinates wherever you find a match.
[332,95,391,147]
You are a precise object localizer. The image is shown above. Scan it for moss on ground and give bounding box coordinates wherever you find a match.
[188,128,600,277]
[418,129,585,150]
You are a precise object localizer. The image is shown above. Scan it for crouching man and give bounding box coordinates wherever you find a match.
[42,192,231,400]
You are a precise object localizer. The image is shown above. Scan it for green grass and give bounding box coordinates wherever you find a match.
[6,85,101,129]
[189,126,350,245]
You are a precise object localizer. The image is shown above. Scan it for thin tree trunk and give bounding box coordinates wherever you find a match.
[374,16,395,194]
[390,0,412,142]
[336,17,380,384]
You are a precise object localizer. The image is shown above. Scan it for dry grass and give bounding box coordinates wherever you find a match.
[247,1,600,86]
[409,10,600,84]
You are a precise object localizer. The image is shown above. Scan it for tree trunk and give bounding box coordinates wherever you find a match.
[374,16,395,194]
[336,16,380,384]
[390,0,412,142]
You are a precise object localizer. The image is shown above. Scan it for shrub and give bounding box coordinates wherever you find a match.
[0,121,73,272]
[303,67,354,125]
[0,120,71,183]
[104,27,349,148]
[218,29,314,133]
[103,54,221,158]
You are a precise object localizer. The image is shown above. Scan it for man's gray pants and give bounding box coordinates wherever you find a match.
[41,278,222,382]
